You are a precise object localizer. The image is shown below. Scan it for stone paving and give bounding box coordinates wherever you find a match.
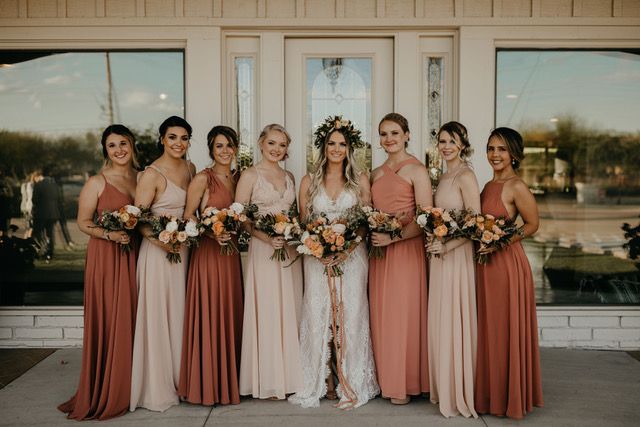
[0,347,639,426]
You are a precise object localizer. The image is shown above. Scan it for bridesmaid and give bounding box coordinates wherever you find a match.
[475,127,543,419]
[369,113,432,405]
[426,121,480,418]
[58,125,138,420]
[178,126,244,405]
[130,116,195,412]
[236,124,303,400]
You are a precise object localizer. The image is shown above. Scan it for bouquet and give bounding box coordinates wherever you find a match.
[461,212,521,264]
[95,204,141,252]
[361,206,403,259]
[253,210,302,261]
[415,206,463,258]
[296,207,364,276]
[143,214,200,263]
[198,202,250,255]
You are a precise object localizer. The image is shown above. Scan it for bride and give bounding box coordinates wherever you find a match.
[289,116,379,409]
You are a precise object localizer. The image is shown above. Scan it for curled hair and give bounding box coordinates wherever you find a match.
[101,124,139,169]
[437,121,473,161]
[157,116,192,152]
[379,112,410,148]
[488,127,525,170]
[307,128,361,214]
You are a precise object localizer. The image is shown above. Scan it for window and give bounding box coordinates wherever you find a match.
[496,49,640,305]
[0,50,184,306]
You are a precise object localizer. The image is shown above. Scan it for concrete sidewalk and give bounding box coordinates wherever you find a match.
[0,348,638,426]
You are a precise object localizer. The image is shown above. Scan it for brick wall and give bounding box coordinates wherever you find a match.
[537,307,640,350]
[0,309,84,348]
[1,306,639,349]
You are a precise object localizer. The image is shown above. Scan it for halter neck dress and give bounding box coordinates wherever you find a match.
[368,157,430,400]
[475,180,543,419]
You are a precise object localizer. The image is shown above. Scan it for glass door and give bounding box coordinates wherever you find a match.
[284,38,393,183]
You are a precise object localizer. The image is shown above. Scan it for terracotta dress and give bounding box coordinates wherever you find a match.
[369,157,429,400]
[130,165,190,412]
[475,180,543,419]
[178,169,244,405]
[58,177,137,420]
[428,167,477,418]
[239,169,303,399]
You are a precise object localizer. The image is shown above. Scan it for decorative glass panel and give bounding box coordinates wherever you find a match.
[424,56,444,187]
[0,50,184,306]
[234,57,255,171]
[496,49,640,305]
[305,58,372,172]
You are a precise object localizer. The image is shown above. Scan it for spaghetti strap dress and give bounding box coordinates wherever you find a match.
[368,157,430,400]
[428,167,477,418]
[130,165,190,412]
[475,180,543,419]
[239,169,303,399]
[178,169,244,405]
[58,176,137,420]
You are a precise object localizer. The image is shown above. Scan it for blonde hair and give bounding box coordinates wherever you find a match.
[306,129,361,217]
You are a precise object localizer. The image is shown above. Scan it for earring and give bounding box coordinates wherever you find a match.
[511,159,516,165]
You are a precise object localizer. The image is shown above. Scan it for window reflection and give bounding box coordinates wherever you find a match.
[234,57,256,171]
[0,50,184,306]
[496,49,640,305]
[306,58,372,172]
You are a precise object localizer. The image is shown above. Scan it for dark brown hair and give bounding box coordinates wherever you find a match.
[488,127,525,170]
[206,125,239,161]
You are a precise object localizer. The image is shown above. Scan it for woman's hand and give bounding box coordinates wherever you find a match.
[426,240,446,255]
[215,231,232,246]
[148,237,180,254]
[370,231,395,247]
[477,244,498,256]
[321,250,350,267]
[106,230,130,246]
[270,235,285,249]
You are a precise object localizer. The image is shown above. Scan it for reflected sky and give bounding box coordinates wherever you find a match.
[496,50,640,132]
[0,51,184,135]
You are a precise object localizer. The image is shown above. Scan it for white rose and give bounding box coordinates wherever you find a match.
[442,211,452,222]
[166,220,179,233]
[300,231,310,242]
[185,220,199,237]
[416,214,427,227]
[297,245,311,255]
[331,223,346,235]
[126,205,141,216]
[355,236,362,243]
[361,206,372,214]
[230,202,244,214]
[284,224,292,240]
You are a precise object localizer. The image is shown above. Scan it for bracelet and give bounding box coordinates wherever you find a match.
[103,229,110,241]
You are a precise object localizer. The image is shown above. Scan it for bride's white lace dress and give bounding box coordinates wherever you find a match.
[289,186,379,408]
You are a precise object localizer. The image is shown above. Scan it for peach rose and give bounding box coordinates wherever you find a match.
[481,230,494,243]
[213,221,225,236]
[177,231,187,243]
[434,224,448,238]
[159,230,172,244]
[274,222,287,235]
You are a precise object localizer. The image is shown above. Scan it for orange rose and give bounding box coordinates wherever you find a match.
[434,224,448,238]
[212,221,225,236]
[275,213,288,223]
[274,222,287,235]
[481,230,494,243]
[322,229,336,244]
[335,235,345,247]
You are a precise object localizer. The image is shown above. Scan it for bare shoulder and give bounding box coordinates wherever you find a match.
[237,166,258,185]
[299,173,312,188]
[407,161,429,180]
[371,165,385,181]
[458,167,479,184]
[358,171,371,187]
[191,171,209,185]
[506,177,531,194]
[83,174,106,193]
[138,166,161,184]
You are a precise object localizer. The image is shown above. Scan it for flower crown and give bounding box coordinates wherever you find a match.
[313,115,365,150]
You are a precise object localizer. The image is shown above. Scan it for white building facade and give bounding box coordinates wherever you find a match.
[1,0,639,349]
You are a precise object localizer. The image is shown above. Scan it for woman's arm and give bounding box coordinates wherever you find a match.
[76,175,129,244]
[184,172,207,222]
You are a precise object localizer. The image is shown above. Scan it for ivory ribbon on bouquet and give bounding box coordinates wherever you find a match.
[327,271,357,409]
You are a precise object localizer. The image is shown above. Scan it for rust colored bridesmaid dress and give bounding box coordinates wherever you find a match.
[58,177,137,420]
[178,169,244,405]
[368,157,429,400]
[475,180,543,419]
